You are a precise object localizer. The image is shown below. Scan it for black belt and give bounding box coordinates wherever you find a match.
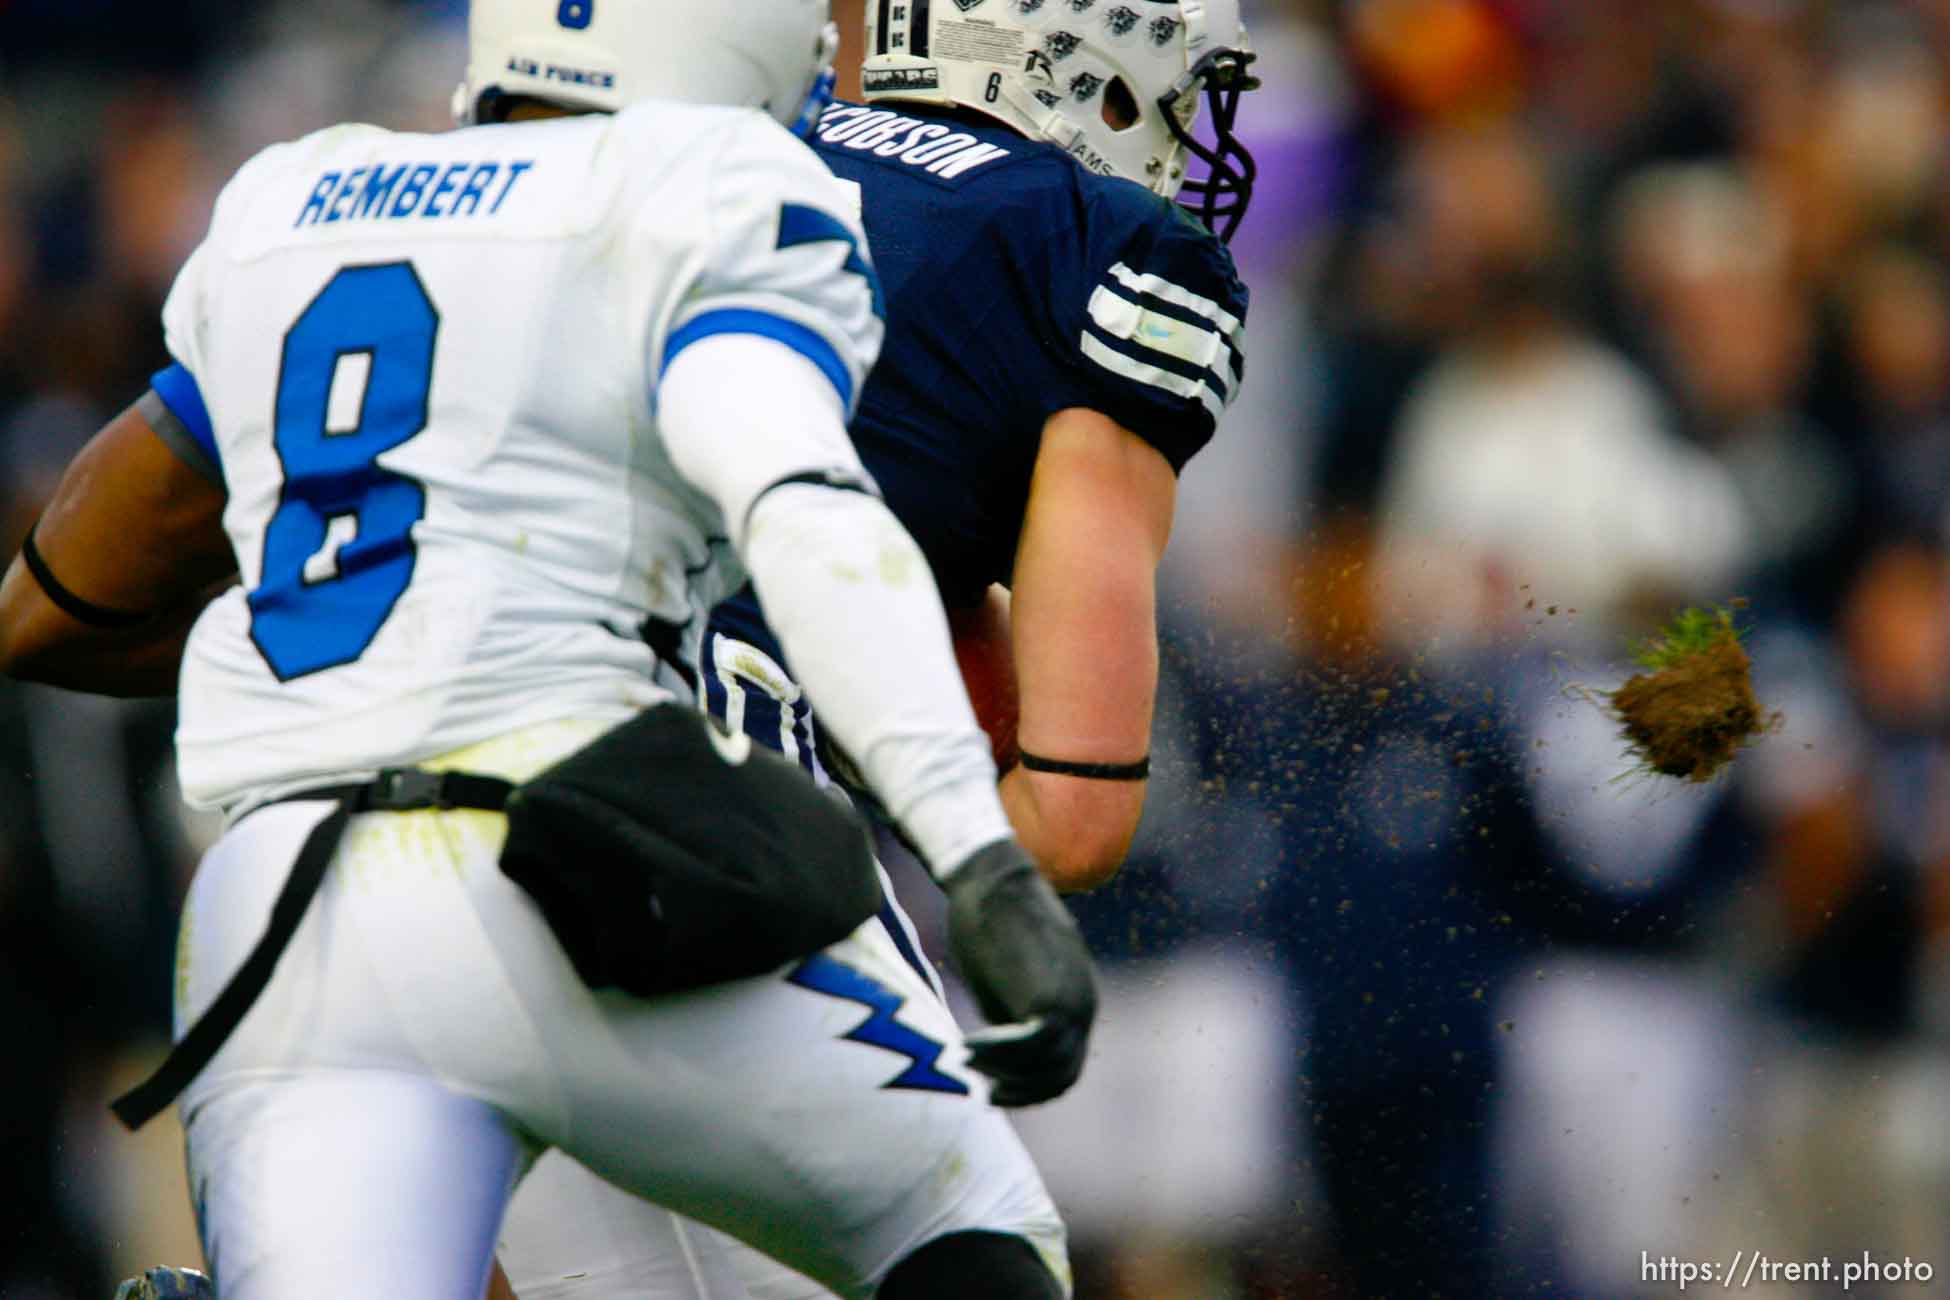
[111,768,514,1132]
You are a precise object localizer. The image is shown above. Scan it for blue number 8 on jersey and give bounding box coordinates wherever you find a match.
[250,262,437,681]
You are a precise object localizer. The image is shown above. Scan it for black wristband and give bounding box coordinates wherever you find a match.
[20,524,151,629]
[1016,750,1150,781]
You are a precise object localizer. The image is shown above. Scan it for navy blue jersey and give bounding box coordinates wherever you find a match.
[705,101,1248,769]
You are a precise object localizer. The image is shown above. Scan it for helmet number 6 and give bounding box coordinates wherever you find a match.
[985,72,1002,104]
[557,0,592,29]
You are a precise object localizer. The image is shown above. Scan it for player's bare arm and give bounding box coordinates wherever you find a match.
[0,401,234,696]
[1002,407,1176,893]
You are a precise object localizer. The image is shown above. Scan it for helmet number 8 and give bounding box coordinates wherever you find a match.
[557,0,592,30]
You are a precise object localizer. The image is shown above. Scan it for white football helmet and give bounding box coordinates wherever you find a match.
[454,0,840,138]
[863,0,1259,240]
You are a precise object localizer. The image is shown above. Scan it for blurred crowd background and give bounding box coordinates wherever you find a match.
[3,0,1949,1296]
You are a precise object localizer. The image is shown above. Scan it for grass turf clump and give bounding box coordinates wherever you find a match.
[1608,606,1766,782]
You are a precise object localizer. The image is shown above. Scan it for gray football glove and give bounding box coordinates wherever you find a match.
[945,839,1097,1107]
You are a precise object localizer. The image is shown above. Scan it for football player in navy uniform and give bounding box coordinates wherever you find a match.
[701,0,1255,890]
[496,3,1259,1298]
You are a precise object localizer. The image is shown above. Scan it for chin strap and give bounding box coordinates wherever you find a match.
[1181,0,1212,51]
[791,68,839,140]
[792,24,842,140]
[997,78,1118,180]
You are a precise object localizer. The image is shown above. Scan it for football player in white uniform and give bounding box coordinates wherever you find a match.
[0,2,1093,1298]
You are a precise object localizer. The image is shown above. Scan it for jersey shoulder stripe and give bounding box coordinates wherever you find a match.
[1054,176,1251,470]
[1105,260,1246,385]
[1106,260,1244,339]
[1077,330,1225,425]
[664,308,858,412]
[150,361,220,472]
[657,112,884,421]
[1083,274,1240,410]
[776,203,885,321]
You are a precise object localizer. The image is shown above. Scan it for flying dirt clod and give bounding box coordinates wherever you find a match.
[1609,606,1769,782]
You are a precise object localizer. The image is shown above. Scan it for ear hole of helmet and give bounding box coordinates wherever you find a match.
[1101,76,1139,131]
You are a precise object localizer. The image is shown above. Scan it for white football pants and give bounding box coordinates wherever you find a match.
[175,721,1067,1300]
[500,1148,832,1300]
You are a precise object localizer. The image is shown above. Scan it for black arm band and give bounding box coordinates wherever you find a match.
[1017,750,1150,781]
[19,524,152,629]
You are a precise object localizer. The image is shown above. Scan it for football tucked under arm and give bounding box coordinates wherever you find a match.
[950,585,1020,772]
[658,331,1012,875]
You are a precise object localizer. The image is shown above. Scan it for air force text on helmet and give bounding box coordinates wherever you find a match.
[815,106,1012,180]
[505,54,617,92]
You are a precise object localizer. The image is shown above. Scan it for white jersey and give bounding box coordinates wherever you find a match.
[157,104,881,810]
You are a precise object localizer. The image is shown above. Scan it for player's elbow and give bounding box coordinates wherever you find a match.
[0,622,30,681]
[0,566,68,682]
[0,633,42,681]
[1020,775,1145,893]
[1042,835,1132,893]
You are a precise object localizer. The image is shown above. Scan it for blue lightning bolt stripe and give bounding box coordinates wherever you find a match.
[778,204,886,320]
[788,954,970,1096]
